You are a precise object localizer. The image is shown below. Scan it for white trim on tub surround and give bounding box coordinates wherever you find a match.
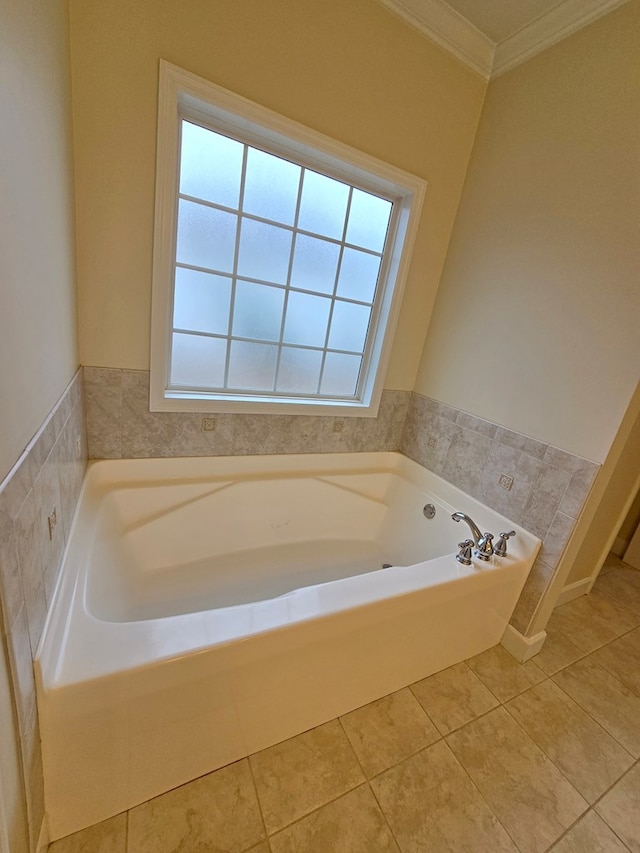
[400,392,599,638]
[554,576,593,607]
[377,0,630,79]
[501,624,547,663]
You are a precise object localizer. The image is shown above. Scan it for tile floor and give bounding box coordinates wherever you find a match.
[49,554,640,853]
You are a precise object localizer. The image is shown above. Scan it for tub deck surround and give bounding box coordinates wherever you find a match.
[35,451,539,840]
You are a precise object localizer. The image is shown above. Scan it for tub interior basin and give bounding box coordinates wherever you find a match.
[87,470,455,621]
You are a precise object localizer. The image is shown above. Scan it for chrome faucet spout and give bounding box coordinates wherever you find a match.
[451,512,483,546]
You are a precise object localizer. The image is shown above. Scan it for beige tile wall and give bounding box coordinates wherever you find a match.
[401,393,599,635]
[0,369,87,851]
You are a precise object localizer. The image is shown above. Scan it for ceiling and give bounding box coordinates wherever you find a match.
[378,0,629,78]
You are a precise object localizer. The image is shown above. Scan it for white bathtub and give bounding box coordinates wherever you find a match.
[36,451,540,839]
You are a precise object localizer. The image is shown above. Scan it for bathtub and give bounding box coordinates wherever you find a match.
[35,451,540,840]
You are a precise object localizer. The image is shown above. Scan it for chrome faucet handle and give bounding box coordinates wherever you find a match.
[456,539,474,566]
[494,530,516,557]
[475,532,494,561]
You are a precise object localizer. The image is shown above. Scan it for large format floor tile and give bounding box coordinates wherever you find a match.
[270,785,399,853]
[49,814,126,853]
[465,644,545,702]
[371,740,517,853]
[446,707,587,853]
[249,719,364,833]
[595,764,640,852]
[506,680,633,802]
[551,810,631,852]
[553,656,640,757]
[594,567,640,613]
[409,661,499,735]
[339,688,439,777]
[547,591,640,653]
[127,759,265,853]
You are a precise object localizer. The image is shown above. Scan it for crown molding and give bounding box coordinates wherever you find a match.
[376,0,495,78]
[492,0,632,76]
[379,0,630,79]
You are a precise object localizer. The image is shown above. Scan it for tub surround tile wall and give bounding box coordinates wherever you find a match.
[0,369,87,852]
[401,393,599,636]
[84,371,597,640]
[84,367,410,459]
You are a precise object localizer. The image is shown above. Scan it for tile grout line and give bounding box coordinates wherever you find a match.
[246,755,270,849]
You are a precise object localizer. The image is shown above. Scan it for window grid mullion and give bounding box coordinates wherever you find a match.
[272,166,305,393]
[174,262,375,309]
[177,193,384,258]
[223,143,249,390]
[316,186,354,395]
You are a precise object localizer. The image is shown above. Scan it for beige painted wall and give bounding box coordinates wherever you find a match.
[0,0,79,481]
[415,1,640,463]
[69,0,486,390]
[0,1,78,845]
[565,382,640,586]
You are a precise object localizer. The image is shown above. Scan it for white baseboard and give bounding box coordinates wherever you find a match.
[555,577,593,607]
[36,816,49,853]
[501,624,547,663]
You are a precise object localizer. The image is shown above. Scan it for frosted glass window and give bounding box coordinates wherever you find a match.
[336,248,381,303]
[328,301,371,352]
[237,218,292,284]
[157,86,420,411]
[283,291,331,347]
[320,353,362,397]
[170,333,227,388]
[345,188,392,253]
[276,347,323,393]
[243,148,300,226]
[173,268,231,335]
[290,234,340,295]
[232,281,284,342]
[297,170,350,240]
[180,121,243,208]
[228,341,277,390]
[176,200,237,273]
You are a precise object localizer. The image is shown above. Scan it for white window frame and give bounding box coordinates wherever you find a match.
[150,61,426,416]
